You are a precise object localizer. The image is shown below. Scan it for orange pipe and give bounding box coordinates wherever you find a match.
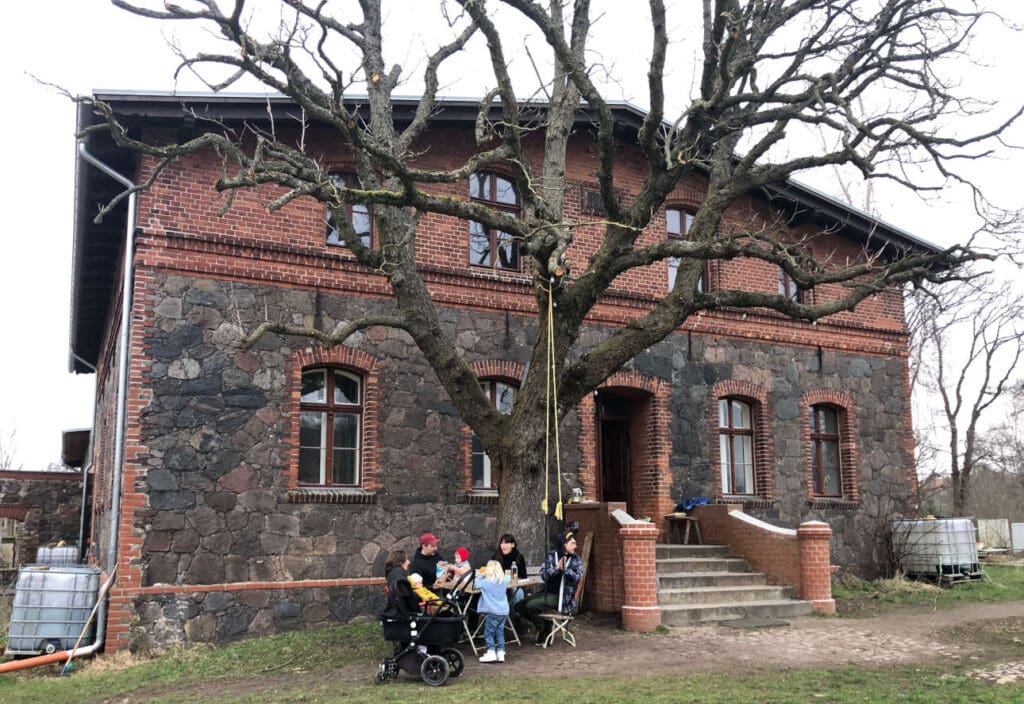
[0,650,70,674]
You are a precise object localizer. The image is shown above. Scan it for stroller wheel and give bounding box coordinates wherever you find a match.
[374,662,388,685]
[420,654,450,687]
[440,647,465,677]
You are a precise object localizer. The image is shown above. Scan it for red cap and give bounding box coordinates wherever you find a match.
[419,533,439,547]
[455,547,469,563]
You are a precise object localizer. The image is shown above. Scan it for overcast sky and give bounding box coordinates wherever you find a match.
[1,1,1021,470]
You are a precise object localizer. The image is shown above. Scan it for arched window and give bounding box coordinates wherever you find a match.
[299,368,362,486]
[778,267,804,302]
[469,172,520,270]
[470,380,517,489]
[809,405,841,496]
[326,173,372,248]
[667,207,709,292]
[719,397,755,495]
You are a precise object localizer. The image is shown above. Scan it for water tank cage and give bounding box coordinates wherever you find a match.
[891,518,984,583]
[4,564,100,656]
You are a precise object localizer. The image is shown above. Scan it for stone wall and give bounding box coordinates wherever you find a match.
[0,470,86,564]
[102,270,916,647]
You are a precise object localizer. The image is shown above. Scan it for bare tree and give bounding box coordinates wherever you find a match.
[908,279,1024,515]
[0,428,22,471]
[83,1,1022,547]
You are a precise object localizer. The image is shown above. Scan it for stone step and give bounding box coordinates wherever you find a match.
[655,544,729,559]
[660,599,814,626]
[657,570,768,590]
[658,584,794,606]
[655,557,749,574]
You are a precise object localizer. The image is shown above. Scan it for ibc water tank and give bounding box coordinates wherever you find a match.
[891,517,980,579]
[34,545,80,566]
[4,564,100,656]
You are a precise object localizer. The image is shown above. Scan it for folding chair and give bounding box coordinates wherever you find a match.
[443,571,481,654]
[540,531,591,649]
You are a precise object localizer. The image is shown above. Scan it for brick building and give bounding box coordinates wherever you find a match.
[72,92,927,650]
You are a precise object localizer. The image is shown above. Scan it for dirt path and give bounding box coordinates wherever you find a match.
[433,601,1024,678]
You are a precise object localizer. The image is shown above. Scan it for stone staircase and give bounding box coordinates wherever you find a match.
[656,543,813,625]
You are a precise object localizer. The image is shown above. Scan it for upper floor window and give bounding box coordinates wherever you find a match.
[666,208,709,292]
[469,173,520,270]
[778,267,804,302]
[471,380,517,489]
[326,173,372,248]
[299,368,362,486]
[809,405,841,496]
[718,397,755,495]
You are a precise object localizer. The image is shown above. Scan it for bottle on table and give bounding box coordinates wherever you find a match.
[511,563,518,582]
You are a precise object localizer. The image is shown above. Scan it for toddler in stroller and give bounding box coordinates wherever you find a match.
[376,569,474,686]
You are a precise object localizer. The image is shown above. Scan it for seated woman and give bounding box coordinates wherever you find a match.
[382,549,421,617]
[491,533,528,608]
[514,530,583,645]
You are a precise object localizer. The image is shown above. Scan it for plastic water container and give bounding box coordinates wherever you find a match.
[892,518,979,578]
[35,545,80,566]
[4,564,101,656]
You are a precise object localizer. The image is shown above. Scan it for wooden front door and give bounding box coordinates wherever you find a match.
[598,393,632,508]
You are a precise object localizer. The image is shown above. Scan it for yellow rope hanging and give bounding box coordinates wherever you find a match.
[541,280,565,520]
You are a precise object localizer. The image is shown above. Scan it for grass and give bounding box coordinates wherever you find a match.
[4,658,1023,704]
[833,564,1024,618]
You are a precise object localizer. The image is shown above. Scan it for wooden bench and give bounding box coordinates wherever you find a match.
[664,513,702,545]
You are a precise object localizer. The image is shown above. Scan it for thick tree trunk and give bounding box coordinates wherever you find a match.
[492,424,565,565]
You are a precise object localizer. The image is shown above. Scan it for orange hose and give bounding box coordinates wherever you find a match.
[0,650,70,673]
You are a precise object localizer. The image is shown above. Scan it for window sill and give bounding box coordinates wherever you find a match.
[462,490,499,505]
[806,497,859,510]
[717,495,777,510]
[286,488,378,504]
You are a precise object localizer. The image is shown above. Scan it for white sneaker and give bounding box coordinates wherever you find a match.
[479,650,498,663]
[496,650,505,663]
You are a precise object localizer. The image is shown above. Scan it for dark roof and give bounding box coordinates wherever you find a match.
[61,429,92,469]
[70,91,942,372]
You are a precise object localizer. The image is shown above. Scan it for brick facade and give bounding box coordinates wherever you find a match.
[75,103,920,649]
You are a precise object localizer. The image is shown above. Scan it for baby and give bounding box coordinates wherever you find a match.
[408,572,442,614]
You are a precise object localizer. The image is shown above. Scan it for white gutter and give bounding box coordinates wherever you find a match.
[68,143,139,658]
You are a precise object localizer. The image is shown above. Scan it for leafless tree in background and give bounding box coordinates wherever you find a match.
[0,428,22,471]
[908,279,1024,515]
[82,0,1023,547]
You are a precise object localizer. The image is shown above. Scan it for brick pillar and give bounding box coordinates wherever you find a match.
[797,521,835,615]
[619,522,661,632]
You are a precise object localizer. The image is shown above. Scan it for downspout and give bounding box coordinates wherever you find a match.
[71,351,96,561]
[69,143,139,660]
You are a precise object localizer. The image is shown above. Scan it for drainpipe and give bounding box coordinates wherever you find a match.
[64,143,139,660]
[71,351,96,561]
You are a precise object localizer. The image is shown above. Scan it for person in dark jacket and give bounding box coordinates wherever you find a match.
[491,533,528,608]
[515,530,583,645]
[408,532,449,590]
[382,549,419,617]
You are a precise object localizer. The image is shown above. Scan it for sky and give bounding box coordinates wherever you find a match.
[0,1,1022,471]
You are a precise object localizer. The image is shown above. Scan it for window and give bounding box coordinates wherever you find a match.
[469,173,520,270]
[326,173,372,248]
[778,267,803,302]
[666,208,709,292]
[470,380,517,489]
[809,405,841,496]
[299,368,362,486]
[718,398,755,495]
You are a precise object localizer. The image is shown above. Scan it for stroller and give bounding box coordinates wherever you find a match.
[375,570,473,686]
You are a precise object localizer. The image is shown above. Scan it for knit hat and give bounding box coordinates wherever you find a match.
[419,533,439,547]
[454,547,469,563]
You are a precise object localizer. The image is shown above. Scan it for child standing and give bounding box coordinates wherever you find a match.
[476,560,510,663]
